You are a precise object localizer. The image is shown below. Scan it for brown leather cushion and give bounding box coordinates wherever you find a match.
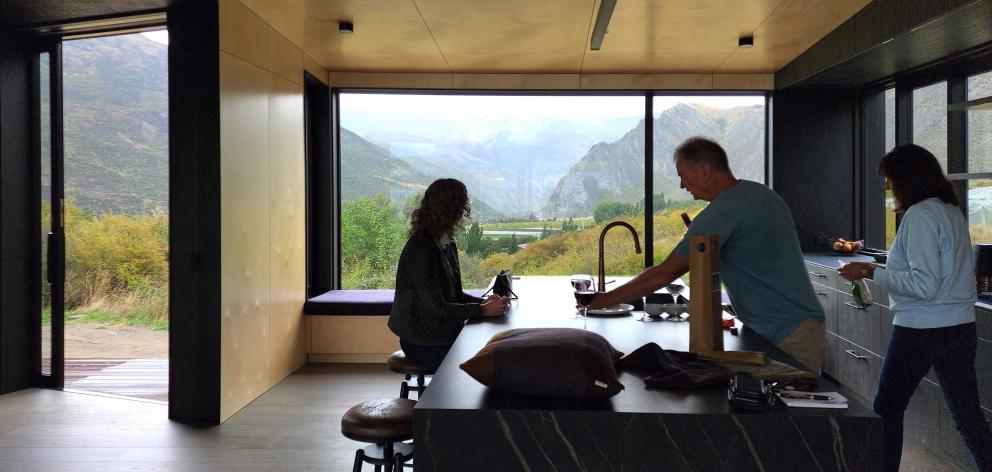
[387,350,433,375]
[341,398,416,442]
[459,328,625,399]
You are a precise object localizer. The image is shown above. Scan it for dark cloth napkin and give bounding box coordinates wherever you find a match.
[616,343,732,389]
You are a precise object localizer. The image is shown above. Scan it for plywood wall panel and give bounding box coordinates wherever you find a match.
[328,72,454,89]
[303,54,329,84]
[220,0,268,68]
[712,74,775,90]
[219,51,271,422]
[579,73,712,90]
[452,73,580,90]
[328,72,772,91]
[268,27,304,85]
[267,73,307,382]
[309,316,399,355]
[445,54,583,74]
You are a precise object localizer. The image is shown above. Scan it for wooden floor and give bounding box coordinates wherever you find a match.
[0,363,965,471]
[64,358,168,402]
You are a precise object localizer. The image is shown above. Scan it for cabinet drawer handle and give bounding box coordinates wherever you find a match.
[844,301,867,311]
[844,349,867,361]
[808,271,827,278]
[815,291,828,296]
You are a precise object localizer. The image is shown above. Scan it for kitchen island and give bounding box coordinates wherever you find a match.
[413,276,882,471]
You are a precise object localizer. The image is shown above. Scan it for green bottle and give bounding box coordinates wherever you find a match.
[851,279,873,307]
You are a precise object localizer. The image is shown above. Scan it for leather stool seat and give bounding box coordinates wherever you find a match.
[341,398,416,443]
[387,350,434,399]
[342,398,416,472]
[387,351,433,376]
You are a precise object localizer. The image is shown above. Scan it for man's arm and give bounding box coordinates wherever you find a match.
[589,252,690,309]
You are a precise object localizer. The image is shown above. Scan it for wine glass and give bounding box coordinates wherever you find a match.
[665,283,687,322]
[574,289,597,328]
[570,274,593,291]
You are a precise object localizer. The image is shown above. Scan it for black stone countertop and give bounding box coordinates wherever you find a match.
[416,275,874,417]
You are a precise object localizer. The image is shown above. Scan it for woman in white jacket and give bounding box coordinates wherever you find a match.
[840,144,992,472]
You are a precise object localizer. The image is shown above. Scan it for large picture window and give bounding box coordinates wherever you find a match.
[967,70,992,244]
[337,92,766,290]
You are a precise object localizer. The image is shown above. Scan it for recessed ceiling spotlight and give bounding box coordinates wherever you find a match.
[339,21,354,34]
[738,36,754,48]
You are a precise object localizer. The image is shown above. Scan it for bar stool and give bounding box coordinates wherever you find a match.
[387,350,433,399]
[341,398,415,472]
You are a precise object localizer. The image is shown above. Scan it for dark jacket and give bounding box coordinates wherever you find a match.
[388,233,483,346]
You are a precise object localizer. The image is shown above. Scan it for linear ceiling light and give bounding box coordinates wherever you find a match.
[590,0,617,51]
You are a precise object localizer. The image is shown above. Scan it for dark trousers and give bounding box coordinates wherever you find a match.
[873,322,992,472]
[399,339,452,373]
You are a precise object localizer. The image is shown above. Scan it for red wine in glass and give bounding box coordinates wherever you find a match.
[574,290,597,308]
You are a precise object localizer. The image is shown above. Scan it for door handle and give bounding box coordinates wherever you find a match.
[844,349,867,361]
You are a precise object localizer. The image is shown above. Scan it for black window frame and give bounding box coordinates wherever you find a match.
[314,89,770,291]
[859,47,992,246]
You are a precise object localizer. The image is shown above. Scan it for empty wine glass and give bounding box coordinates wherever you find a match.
[570,274,593,291]
[665,283,687,322]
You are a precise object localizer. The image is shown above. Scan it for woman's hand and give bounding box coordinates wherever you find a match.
[838,262,876,281]
[481,296,510,317]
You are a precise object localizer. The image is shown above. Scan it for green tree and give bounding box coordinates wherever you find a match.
[464,222,484,255]
[593,200,638,223]
[340,194,408,289]
[653,192,667,213]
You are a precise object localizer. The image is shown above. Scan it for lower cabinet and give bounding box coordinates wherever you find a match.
[832,335,883,402]
[837,296,884,356]
[823,332,839,378]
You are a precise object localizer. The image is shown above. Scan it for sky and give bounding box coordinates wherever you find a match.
[340,93,764,137]
[140,30,169,45]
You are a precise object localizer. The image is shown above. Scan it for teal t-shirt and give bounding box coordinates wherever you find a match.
[674,181,823,343]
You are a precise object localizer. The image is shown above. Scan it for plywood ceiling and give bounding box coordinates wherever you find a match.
[240,0,871,74]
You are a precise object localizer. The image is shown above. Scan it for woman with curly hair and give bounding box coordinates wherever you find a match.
[388,178,510,372]
[840,145,992,472]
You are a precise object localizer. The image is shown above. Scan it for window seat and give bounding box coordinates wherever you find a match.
[304,289,488,316]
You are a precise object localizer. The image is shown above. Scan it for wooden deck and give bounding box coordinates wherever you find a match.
[63,358,168,402]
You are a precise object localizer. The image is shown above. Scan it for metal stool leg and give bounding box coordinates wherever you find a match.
[353,449,365,472]
[399,381,409,399]
[394,453,404,472]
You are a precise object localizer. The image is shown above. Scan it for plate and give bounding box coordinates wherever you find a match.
[586,303,634,316]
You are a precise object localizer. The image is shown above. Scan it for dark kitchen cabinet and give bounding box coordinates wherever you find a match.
[812,281,838,334]
[837,295,884,356]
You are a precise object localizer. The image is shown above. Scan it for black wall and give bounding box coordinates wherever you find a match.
[0,34,40,393]
[772,86,856,251]
[168,1,221,424]
[777,0,991,89]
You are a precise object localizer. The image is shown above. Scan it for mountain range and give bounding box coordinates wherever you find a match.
[60,34,169,215]
[343,103,766,220]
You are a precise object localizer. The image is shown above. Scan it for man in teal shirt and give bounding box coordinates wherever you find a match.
[590,137,826,372]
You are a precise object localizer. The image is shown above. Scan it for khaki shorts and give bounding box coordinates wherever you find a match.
[775,317,826,375]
